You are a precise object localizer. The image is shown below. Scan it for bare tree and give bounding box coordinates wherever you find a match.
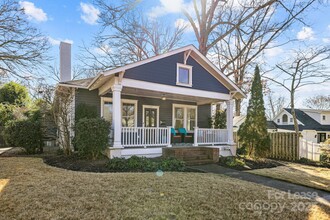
[304,95,330,110]
[81,1,185,74]
[182,0,316,56]
[204,0,316,115]
[265,93,286,120]
[0,0,49,78]
[263,46,330,151]
[53,86,75,155]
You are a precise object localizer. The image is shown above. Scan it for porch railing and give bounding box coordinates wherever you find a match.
[121,126,171,148]
[194,128,228,146]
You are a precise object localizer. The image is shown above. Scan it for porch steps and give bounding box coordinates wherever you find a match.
[162,147,219,165]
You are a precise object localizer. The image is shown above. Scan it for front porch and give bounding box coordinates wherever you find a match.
[96,77,236,159]
[108,126,235,158]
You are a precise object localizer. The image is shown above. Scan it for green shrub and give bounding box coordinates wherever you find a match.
[2,119,43,154]
[0,103,15,126]
[107,156,186,172]
[75,103,98,122]
[219,156,246,168]
[74,117,110,160]
[0,82,29,106]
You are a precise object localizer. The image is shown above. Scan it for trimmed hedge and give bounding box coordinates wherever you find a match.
[107,156,186,172]
[2,119,42,154]
[74,117,110,160]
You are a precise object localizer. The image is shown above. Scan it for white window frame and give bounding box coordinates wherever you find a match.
[101,97,138,127]
[142,105,160,127]
[172,103,198,132]
[176,63,193,87]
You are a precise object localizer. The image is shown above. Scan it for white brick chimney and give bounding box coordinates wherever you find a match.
[59,42,72,82]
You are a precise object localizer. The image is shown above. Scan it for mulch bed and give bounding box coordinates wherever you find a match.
[43,154,110,173]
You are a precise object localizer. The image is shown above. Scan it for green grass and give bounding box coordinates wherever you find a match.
[0,157,329,219]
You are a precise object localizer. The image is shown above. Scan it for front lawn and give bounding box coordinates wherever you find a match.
[0,157,329,219]
[248,162,330,193]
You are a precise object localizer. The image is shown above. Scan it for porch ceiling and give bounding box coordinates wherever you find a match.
[122,87,222,105]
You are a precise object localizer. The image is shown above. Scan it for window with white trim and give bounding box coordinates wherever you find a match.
[176,63,192,87]
[101,98,137,127]
[323,115,326,120]
[122,103,136,127]
[173,104,197,131]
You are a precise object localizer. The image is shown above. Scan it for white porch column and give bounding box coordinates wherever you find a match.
[112,84,123,148]
[226,99,235,146]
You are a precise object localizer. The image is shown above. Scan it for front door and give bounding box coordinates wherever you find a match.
[318,133,326,143]
[144,107,158,127]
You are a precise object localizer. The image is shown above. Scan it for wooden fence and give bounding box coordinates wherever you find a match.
[268,132,299,161]
[234,132,299,161]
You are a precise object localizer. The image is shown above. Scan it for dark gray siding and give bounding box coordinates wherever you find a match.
[75,89,211,128]
[75,89,102,117]
[198,104,211,128]
[124,52,229,94]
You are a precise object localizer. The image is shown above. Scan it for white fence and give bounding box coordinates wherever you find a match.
[299,139,327,161]
[194,128,228,146]
[121,127,171,148]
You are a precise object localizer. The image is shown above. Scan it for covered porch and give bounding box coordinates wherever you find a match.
[92,74,236,158]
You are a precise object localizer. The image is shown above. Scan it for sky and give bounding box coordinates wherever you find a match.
[16,0,330,108]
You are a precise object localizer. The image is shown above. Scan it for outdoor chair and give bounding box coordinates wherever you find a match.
[178,128,193,143]
[171,128,182,143]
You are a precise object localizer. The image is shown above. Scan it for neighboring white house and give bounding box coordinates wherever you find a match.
[234,108,330,143]
[272,108,330,143]
[233,115,278,133]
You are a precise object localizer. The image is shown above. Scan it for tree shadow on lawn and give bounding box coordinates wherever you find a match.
[249,162,330,192]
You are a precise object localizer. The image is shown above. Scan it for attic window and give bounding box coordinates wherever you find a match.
[277,119,280,123]
[176,63,192,87]
[290,118,293,122]
[323,115,326,120]
[282,114,288,123]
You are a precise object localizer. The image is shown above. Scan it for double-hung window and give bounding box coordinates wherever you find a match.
[173,104,197,131]
[101,97,137,127]
[176,63,192,87]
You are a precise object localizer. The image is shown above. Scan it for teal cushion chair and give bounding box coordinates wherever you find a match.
[171,128,182,143]
[178,128,193,143]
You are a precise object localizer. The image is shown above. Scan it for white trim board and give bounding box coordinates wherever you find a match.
[121,78,231,101]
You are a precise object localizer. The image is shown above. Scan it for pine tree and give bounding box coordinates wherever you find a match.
[238,66,270,157]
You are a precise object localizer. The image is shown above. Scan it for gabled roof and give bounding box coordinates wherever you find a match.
[276,108,330,131]
[58,45,245,99]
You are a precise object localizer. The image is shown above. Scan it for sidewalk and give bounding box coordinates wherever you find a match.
[190,164,330,206]
[0,147,12,155]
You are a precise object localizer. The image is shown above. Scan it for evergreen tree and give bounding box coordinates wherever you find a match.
[238,66,270,157]
[0,82,29,106]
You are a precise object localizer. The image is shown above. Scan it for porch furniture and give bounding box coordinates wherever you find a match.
[178,128,193,143]
[171,128,182,143]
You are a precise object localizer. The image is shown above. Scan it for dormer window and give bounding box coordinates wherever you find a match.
[177,63,192,87]
[282,114,288,124]
[323,115,326,120]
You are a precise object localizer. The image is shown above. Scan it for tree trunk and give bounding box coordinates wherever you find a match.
[290,91,300,158]
[235,99,241,116]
